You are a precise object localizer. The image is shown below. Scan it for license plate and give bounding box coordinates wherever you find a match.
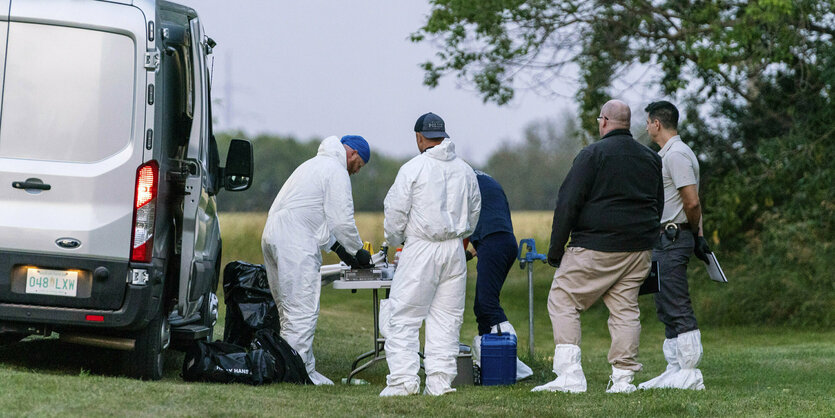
[25,268,78,297]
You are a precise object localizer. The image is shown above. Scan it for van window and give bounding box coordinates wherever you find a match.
[0,23,135,163]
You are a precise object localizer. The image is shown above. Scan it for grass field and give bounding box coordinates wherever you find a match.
[0,212,833,417]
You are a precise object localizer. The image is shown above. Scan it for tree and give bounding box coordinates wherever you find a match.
[413,1,832,147]
[415,1,835,326]
[214,133,406,212]
[483,113,583,210]
[414,0,834,241]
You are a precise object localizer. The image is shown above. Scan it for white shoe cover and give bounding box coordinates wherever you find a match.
[516,358,534,381]
[667,368,705,390]
[487,321,534,381]
[489,321,515,335]
[606,366,637,393]
[380,381,419,397]
[531,344,586,393]
[423,373,457,396]
[640,331,705,390]
[308,370,334,386]
[639,338,680,390]
[669,330,705,390]
[472,334,482,367]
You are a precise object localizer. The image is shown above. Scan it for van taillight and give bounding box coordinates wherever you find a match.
[130,160,158,263]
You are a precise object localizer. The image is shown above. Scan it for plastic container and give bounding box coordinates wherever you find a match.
[480,330,517,386]
[451,343,474,387]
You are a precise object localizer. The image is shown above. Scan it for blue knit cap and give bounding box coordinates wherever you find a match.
[340,135,370,164]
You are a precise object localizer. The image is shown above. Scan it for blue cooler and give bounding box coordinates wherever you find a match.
[480,327,517,386]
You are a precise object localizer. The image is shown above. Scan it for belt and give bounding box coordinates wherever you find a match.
[660,222,692,240]
[662,222,691,231]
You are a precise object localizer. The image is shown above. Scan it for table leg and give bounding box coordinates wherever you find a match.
[373,288,382,356]
[351,349,376,371]
[348,355,384,383]
[345,286,389,383]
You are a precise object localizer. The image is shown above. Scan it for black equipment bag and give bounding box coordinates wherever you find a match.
[253,328,313,385]
[182,340,276,385]
[639,260,661,295]
[222,261,281,346]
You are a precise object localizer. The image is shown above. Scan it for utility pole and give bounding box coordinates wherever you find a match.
[224,51,234,130]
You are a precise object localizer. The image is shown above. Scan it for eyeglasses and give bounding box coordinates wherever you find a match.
[596,116,609,122]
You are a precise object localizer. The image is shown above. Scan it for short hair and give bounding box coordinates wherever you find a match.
[645,101,679,130]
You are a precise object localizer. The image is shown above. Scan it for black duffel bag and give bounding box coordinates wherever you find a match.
[222,261,281,347]
[253,328,313,385]
[182,340,276,385]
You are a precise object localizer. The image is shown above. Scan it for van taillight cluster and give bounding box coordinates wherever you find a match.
[130,161,158,263]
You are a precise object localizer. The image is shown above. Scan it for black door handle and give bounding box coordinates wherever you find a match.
[12,181,51,191]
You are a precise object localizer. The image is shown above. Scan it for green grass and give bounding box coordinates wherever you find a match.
[0,213,833,416]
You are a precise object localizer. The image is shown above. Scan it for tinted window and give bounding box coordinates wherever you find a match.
[0,23,135,162]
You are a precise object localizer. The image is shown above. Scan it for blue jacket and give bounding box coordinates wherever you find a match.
[470,170,514,246]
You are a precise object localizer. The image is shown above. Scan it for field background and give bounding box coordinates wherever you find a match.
[0,212,832,417]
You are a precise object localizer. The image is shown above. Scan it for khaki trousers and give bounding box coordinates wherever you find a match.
[547,247,651,371]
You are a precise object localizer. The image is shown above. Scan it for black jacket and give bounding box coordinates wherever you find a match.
[548,129,663,265]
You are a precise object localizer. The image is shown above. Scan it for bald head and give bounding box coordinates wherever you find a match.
[598,100,631,136]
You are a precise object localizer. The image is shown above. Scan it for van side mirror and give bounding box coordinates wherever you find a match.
[222,139,253,191]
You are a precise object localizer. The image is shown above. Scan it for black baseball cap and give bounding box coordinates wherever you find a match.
[414,112,449,139]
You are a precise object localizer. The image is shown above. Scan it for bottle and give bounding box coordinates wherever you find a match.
[393,248,402,267]
[362,241,373,254]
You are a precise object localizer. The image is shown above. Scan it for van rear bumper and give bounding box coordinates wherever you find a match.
[0,278,163,332]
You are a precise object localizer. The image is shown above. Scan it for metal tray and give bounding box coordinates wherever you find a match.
[341,268,383,281]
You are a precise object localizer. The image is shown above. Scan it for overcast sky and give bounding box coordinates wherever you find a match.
[176,0,579,164]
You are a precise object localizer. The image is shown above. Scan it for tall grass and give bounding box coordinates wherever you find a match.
[218,212,388,267]
[219,211,834,329]
[219,211,554,267]
[0,212,832,416]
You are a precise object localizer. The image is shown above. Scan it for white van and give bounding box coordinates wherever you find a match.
[0,0,253,380]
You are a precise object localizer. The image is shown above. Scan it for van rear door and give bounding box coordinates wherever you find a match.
[0,1,8,106]
[0,1,148,310]
[177,16,219,321]
[0,1,8,122]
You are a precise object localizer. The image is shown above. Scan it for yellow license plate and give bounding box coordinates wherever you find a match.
[25,268,78,297]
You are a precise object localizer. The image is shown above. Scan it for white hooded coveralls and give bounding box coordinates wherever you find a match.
[261,136,363,384]
[381,139,481,395]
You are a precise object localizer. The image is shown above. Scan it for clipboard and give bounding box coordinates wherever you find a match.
[705,253,728,283]
[640,261,660,295]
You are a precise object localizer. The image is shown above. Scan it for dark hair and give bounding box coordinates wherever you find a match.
[644,101,679,130]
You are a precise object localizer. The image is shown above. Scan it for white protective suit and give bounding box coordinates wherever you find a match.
[379,139,481,396]
[261,136,363,385]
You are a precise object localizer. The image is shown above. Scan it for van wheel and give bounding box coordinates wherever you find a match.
[127,310,169,380]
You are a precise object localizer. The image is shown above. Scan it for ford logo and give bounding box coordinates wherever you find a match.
[56,238,82,249]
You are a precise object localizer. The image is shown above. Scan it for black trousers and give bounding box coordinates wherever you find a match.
[473,232,517,336]
[652,231,699,339]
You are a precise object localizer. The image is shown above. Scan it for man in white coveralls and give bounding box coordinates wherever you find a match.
[380,113,481,396]
[261,135,373,385]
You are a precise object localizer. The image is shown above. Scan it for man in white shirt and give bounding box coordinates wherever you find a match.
[639,101,712,391]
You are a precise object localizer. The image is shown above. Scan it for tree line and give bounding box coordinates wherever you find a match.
[215,114,584,214]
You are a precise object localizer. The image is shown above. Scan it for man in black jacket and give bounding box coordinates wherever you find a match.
[532,100,663,394]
